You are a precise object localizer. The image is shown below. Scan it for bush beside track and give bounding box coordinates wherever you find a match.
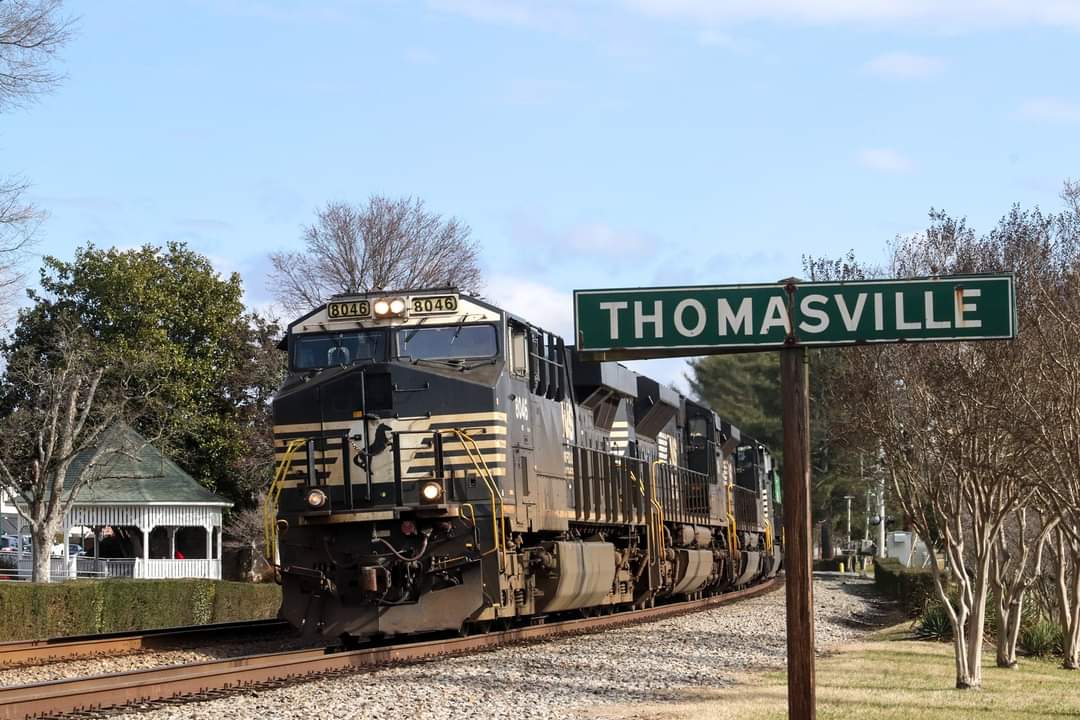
[873,557,936,616]
[0,580,281,640]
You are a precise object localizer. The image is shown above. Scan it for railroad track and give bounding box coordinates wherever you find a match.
[0,578,781,720]
[0,619,291,669]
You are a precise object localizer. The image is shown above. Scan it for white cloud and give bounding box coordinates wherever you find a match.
[427,0,580,32]
[697,29,741,49]
[404,47,438,65]
[485,274,573,338]
[564,222,649,255]
[857,148,914,174]
[432,0,1080,30]
[505,78,571,106]
[1020,97,1080,123]
[507,215,652,269]
[623,0,1080,29]
[484,274,693,392]
[863,52,945,79]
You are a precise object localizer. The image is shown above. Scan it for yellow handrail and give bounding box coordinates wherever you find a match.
[264,438,305,564]
[446,429,507,573]
[726,480,738,564]
[649,460,667,565]
[630,469,661,564]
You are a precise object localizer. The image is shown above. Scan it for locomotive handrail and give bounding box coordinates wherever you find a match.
[445,428,508,575]
[649,460,667,563]
[265,438,305,565]
[725,481,738,562]
[764,510,774,553]
[630,469,664,575]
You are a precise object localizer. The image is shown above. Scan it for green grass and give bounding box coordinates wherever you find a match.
[599,629,1080,720]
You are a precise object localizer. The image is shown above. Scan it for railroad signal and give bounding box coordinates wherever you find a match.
[574,273,1018,720]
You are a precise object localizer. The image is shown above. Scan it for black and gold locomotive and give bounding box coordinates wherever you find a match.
[270,289,782,641]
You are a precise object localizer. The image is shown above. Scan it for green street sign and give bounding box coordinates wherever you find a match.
[574,274,1016,360]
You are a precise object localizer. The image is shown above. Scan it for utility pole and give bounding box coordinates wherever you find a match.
[864,488,871,543]
[862,454,872,545]
[843,495,854,549]
[781,346,815,720]
[877,464,886,558]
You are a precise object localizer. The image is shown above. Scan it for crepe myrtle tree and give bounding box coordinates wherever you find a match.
[989,503,1060,669]
[268,195,483,316]
[825,208,1055,688]
[872,345,1034,689]
[0,318,159,582]
[1020,265,1080,669]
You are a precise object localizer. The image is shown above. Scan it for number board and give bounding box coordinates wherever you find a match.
[327,300,371,320]
[410,294,459,315]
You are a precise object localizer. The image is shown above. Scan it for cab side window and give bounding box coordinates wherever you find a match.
[509,323,529,377]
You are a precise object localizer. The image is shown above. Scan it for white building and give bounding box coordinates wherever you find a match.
[11,425,232,581]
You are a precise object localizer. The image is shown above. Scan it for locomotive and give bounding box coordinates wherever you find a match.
[270,289,782,641]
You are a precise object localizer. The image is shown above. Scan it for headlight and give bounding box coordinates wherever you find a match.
[373,298,407,317]
[306,488,327,509]
[420,481,443,502]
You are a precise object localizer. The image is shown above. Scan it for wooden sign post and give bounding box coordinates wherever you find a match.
[573,273,1017,720]
[780,346,814,719]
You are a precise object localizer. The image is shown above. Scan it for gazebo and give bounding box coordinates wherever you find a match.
[16,425,232,580]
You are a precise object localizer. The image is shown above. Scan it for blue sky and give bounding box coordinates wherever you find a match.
[3,0,1079,389]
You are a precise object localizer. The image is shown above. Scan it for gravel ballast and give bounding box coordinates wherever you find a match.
[0,635,313,687]
[96,577,890,720]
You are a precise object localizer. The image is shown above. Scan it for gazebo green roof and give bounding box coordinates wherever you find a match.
[63,425,230,506]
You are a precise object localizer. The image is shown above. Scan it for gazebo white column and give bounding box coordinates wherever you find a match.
[168,527,177,559]
[204,523,212,560]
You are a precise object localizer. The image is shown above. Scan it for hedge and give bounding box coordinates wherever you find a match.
[0,580,282,641]
[873,557,937,616]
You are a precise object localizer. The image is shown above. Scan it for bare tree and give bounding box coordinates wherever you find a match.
[0,0,72,110]
[223,496,273,582]
[990,504,1059,668]
[268,196,483,315]
[0,178,38,309]
[1063,179,1080,217]
[0,319,154,582]
[826,208,1061,688]
[0,0,73,313]
[872,345,1034,688]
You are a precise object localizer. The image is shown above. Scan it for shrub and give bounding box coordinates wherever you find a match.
[915,600,953,641]
[1020,618,1064,658]
[873,557,937,616]
[212,581,282,623]
[0,580,282,640]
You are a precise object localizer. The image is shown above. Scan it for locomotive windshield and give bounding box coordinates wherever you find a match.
[398,324,498,361]
[292,330,387,370]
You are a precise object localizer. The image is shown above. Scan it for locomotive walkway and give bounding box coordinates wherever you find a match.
[0,580,780,719]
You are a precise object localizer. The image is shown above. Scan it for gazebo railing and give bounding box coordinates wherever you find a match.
[75,557,137,578]
[0,556,219,581]
[141,558,220,579]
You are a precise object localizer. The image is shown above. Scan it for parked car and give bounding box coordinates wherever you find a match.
[50,543,87,557]
[0,535,18,553]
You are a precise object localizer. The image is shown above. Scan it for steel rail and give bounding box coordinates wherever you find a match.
[0,578,781,720]
[0,619,291,669]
